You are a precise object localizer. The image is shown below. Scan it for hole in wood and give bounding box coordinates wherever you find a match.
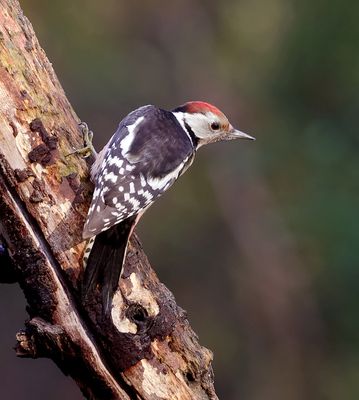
[127,303,148,324]
[186,371,195,382]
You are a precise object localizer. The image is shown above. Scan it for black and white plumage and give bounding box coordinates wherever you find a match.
[82,101,254,313]
[83,106,195,238]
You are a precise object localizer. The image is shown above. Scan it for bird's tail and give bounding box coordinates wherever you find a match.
[81,216,136,315]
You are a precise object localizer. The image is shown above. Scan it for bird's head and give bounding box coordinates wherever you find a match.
[172,101,255,147]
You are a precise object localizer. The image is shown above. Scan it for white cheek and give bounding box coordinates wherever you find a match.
[184,113,210,139]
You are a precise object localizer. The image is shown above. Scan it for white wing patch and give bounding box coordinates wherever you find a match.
[147,157,188,190]
[120,116,144,155]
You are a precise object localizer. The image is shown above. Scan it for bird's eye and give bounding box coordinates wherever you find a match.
[211,122,220,131]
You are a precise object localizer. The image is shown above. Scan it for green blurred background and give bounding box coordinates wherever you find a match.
[1,0,359,399]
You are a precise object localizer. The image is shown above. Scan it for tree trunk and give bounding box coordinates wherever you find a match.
[0,1,217,399]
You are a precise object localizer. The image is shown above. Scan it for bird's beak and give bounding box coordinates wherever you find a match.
[228,127,256,141]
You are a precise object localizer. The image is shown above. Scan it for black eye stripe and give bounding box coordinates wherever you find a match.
[211,122,220,130]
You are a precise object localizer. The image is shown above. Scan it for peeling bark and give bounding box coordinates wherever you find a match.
[0,1,217,399]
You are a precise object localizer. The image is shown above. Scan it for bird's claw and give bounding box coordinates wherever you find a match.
[66,122,97,158]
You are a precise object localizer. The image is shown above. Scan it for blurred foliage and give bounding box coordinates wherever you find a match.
[1,0,358,399]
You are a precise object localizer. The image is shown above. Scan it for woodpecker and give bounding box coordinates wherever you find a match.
[81,101,254,313]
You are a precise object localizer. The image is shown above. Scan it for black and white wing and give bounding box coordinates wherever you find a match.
[83,105,195,238]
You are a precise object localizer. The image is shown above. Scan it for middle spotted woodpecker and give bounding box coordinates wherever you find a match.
[81,101,255,313]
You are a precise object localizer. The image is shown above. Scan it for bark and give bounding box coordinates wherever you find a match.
[0,1,217,399]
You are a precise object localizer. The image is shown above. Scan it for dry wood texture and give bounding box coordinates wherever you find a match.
[0,1,217,398]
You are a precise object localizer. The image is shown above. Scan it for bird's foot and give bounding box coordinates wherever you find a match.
[67,122,97,158]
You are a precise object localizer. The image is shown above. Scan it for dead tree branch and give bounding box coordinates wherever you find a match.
[0,1,217,398]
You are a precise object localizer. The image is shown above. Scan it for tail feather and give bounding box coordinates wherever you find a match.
[82,216,136,314]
